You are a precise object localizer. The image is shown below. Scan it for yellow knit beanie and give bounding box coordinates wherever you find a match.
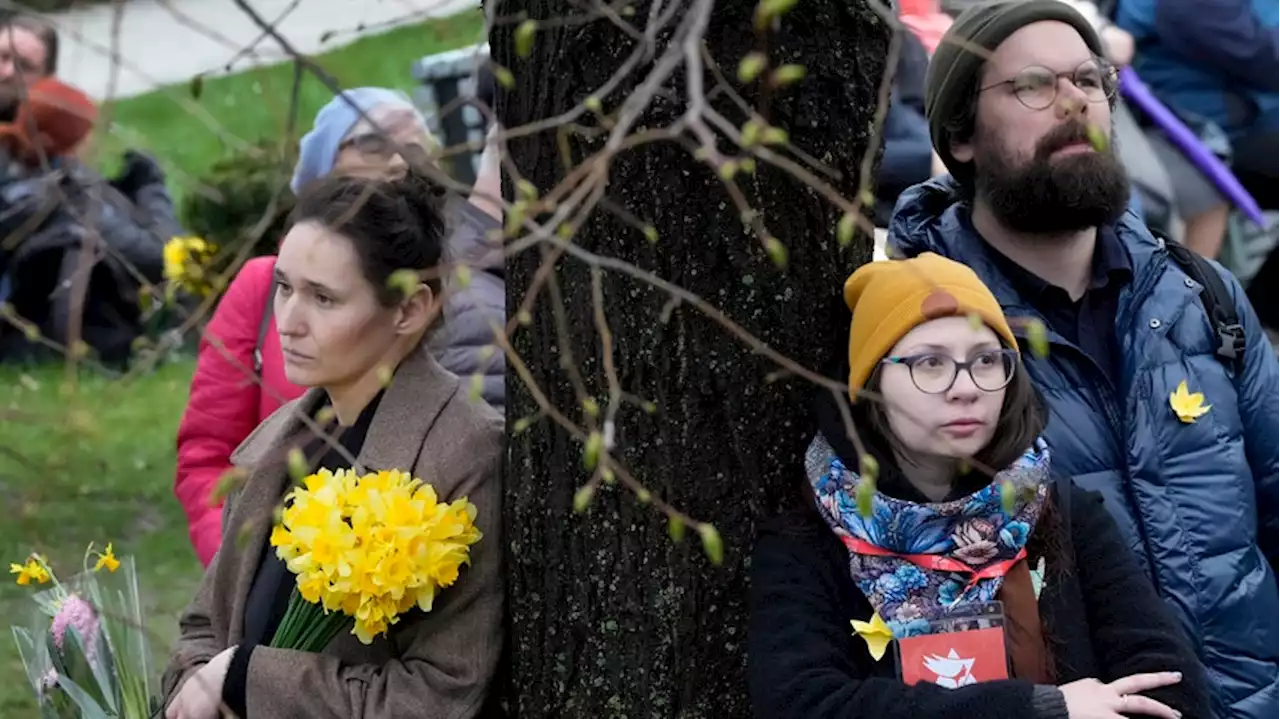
[843,253,1017,401]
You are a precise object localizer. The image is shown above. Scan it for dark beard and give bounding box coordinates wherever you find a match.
[974,120,1131,235]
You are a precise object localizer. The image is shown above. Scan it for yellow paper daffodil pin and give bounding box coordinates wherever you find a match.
[851,612,894,661]
[1170,380,1211,423]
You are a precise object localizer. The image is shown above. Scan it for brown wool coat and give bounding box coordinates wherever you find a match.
[161,348,504,719]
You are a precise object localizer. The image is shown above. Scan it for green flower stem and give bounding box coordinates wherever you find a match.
[286,599,324,648]
[288,602,324,649]
[295,610,349,652]
[269,591,306,648]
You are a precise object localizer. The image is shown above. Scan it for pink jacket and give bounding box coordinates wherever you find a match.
[897,0,953,55]
[173,256,304,566]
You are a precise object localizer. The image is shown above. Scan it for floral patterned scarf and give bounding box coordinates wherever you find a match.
[806,432,1050,639]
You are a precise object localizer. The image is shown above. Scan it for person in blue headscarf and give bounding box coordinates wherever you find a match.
[290,88,433,192]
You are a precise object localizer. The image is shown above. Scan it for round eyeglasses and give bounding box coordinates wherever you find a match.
[341,132,395,157]
[980,58,1116,111]
[880,349,1018,394]
[341,133,432,166]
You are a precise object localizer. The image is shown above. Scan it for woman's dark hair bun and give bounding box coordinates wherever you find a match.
[291,165,451,306]
[391,164,448,243]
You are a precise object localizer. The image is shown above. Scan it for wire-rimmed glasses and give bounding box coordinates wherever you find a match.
[980,58,1116,111]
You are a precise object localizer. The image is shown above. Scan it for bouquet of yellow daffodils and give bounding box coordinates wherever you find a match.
[9,543,156,718]
[268,467,482,649]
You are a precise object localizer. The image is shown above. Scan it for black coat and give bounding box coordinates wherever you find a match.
[0,151,181,363]
[747,481,1213,719]
[875,30,932,227]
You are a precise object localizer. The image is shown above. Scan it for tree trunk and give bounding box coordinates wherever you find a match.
[493,0,889,715]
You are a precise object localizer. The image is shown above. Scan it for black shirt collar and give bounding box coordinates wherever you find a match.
[984,224,1133,303]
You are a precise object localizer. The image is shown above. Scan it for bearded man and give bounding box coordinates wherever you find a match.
[886,2,1278,717]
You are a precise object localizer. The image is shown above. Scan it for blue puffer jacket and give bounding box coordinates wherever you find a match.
[888,177,1279,719]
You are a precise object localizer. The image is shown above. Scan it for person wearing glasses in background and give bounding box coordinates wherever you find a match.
[175,87,506,568]
[0,13,57,121]
[885,2,1278,717]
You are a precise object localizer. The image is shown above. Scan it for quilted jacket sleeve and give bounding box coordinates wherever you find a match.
[174,257,275,566]
[1070,485,1213,718]
[428,202,506,413]
[1222,264,1280,569]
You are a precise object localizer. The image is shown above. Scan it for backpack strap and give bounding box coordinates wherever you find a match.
[253,281,276,376]
[1162,239,1247,369]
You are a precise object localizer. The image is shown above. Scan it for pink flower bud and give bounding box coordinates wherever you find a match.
[50,594,100,663]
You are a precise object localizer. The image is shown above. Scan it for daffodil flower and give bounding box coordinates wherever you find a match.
[271,467,482,647]
[9,558,51,586]
[93,543,120,573]
[162,236,218,298]
[851,612,894,661]
[1170,380,1211,423]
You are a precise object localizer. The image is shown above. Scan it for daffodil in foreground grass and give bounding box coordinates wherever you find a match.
[93,543,121,573]
[269,467,482,648]
[8,542,153,718]
[10,556,51,586]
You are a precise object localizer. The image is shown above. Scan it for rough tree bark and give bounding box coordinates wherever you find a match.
[493,0,889,715]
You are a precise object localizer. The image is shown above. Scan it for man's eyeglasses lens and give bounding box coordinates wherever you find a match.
[903,350,1015,394]
[1013,60,1114,110]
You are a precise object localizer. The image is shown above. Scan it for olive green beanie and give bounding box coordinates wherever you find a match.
[925,0,1104,186]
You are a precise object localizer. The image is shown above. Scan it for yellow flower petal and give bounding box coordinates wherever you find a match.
[10,558,49,586]
[851,612,895,661]
[93,543,120,573]
[1170,379,1212,424]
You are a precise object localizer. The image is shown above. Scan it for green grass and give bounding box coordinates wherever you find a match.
[0,360,199,717]
[95,8,486,199]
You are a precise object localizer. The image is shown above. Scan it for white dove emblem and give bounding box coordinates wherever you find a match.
[923,649,978,688]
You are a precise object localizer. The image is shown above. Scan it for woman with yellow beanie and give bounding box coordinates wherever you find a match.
[747,254,1208,719]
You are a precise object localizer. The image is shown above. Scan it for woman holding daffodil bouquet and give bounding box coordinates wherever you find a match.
[161,169,503,719]
[748,255,1209,719]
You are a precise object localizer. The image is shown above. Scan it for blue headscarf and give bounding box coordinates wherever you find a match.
[290,87,420,194]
